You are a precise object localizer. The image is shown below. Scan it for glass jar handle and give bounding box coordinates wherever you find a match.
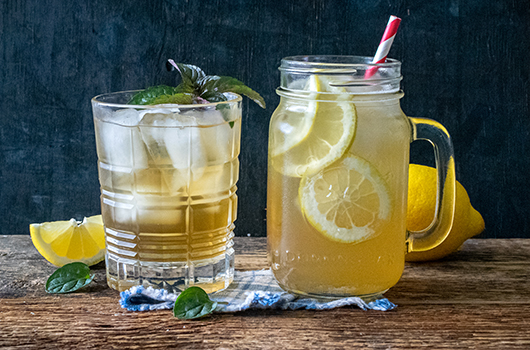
[406,117,456,252]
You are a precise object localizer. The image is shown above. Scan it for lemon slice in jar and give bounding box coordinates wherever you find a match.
[299,155,392,243]
[270,75,357,177]
[269,97,316,158]
[30,215,106,267]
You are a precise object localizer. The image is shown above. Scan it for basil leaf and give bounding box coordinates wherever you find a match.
[173,286,218,320]
[173,63,206,93]
[213,101,236,128]
[204,91,228,103]
[129,85,180,105]
[130,61,266,109]
[45,262,94,294]
[200,75,266,108]
[151,93,194,105]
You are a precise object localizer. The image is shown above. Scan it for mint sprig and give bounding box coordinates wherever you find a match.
[200,75,266,108]
[169,62,206,94]
[129,85,181,105]
[151,93,194,105]
[45,262,94,294]
[173,286,218,320]
[129,60,266,108]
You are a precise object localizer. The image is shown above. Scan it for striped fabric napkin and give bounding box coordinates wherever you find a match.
[119,269,396,312]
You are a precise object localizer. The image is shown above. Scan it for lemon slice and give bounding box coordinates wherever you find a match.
[30,215,106,267]
[299,155,392,243]
[270,75,357,177]
[269,97,316,157]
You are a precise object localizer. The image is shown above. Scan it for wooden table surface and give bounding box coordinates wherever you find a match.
[1,236,529,349]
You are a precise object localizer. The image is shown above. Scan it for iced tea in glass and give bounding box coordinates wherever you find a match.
[92,92,241,293]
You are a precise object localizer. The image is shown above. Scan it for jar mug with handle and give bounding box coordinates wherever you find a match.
[267,56,455,298]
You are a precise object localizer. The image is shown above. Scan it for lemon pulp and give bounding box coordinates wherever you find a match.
[30,215,106,267]
[270,75,357,177]
[299,155,392,243]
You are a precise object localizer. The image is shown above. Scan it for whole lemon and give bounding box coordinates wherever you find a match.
[406,164,485,261]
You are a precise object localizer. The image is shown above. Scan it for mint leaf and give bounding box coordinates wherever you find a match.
[173,286,218,320]
[129,60,266,109]
[201,76,266,108]
[45,262,94,294]
[151,93,194,105]
[129,85,180,105]
[168,60,206,93]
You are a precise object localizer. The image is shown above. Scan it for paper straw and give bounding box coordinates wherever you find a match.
[365,15,401,79]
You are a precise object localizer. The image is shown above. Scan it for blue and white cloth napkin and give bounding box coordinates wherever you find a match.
[119,269,396,312]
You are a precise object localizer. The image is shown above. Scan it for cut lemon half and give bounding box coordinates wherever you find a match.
[299,155,392,243]
[270,75,357,177]
[30,215,106,267]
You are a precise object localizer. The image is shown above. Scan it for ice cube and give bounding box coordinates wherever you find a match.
[139,107,186,126]
[189,162,236,197]
[172,108,234,166]
[192,108,225,126]
[112,108,141,126]
[199,119,239,165]
[94,108,148,168]
[138,108,208,193]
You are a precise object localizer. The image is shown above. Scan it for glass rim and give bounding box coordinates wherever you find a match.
[276,87,404,100]
[91,90,243,109]
[279,55,401,72]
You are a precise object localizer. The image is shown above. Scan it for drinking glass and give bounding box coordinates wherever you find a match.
[92,91,241,293]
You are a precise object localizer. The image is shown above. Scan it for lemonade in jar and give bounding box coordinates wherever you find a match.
[267,56,456,298]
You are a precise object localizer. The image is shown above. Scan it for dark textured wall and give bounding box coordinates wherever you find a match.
[1,0,528,238]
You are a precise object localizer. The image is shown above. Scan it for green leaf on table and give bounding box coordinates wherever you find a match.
[173,286,218,320]
[45,262,94,294]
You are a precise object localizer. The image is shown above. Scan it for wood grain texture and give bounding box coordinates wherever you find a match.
[1,236,529,349]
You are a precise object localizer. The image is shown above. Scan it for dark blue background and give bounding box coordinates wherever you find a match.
[1,0,528,237]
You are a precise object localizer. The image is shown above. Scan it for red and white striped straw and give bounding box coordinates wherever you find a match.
[365,15,401,79]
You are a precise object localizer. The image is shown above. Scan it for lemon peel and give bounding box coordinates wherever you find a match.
[270,75,357,177]
[406,164,485,261]
[30,215,106,267]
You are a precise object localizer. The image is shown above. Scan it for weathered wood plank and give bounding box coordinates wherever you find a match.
[0,236,269,299]
[2,237,529,304]
[1,300,529,349]
[389,239,530,305]
[1,236,529,349]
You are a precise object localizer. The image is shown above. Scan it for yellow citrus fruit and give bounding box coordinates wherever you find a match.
[270,75,357,177]
[269,97,316,158]
[299,154,392,243]
[406,164,485,261]
[30,215,106,267]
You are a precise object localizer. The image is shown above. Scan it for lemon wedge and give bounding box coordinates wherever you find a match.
[270,75,357,177]
[30,215,106,267]
[299,155,392,243]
